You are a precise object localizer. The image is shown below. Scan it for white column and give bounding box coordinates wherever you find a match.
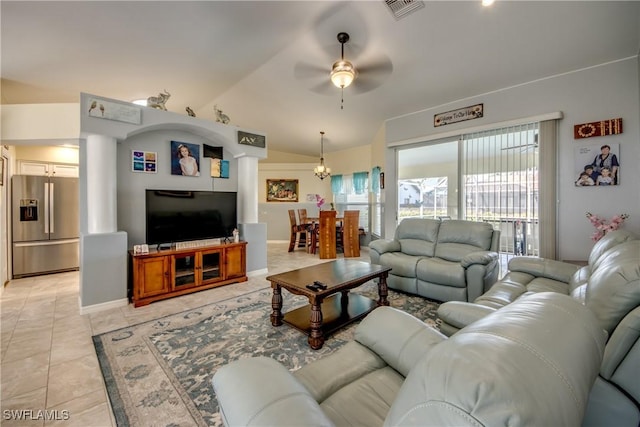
[237,156,258,223]
[86,134,117,233]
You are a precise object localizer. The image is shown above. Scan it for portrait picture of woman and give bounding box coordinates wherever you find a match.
[170,141,200,177]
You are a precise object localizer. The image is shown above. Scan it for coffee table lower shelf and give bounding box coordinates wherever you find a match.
[283,293,377,337]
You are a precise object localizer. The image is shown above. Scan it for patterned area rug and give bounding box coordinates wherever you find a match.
[93,283,440,427]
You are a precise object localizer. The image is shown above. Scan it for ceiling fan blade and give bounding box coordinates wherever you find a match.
[294,61,327,80]
[309,80,335,95]
[501,143,538,150]
[351,55,393,94]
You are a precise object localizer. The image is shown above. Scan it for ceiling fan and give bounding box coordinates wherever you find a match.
[294,32,393,109]
[500,134,539,153]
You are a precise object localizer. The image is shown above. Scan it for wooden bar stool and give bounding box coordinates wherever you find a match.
[318,210,337,259]
[342,210,361,258]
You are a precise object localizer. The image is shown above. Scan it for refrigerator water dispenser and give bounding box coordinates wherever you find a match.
[20,199,38,221]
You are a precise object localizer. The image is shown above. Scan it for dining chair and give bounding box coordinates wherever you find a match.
[297,208,312,252]
[288,209,307,252]
[342,210,361,258]
[318,210,337,259]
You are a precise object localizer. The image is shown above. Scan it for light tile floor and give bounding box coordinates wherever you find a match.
[0,243,369,426]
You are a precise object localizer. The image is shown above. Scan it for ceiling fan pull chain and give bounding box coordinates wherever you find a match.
[341,87,344,110]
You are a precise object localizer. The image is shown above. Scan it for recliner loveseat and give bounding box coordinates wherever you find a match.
[212,292,605,426]
[438,229,640,426]
[369,218,500,302]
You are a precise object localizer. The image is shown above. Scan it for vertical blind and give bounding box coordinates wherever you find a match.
[461,122,540,262]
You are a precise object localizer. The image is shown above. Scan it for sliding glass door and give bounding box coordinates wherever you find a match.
[396,123,540,263]
[397,139,459,221]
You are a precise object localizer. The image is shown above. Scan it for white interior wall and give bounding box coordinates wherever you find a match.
[385,58,640,261]
[117,130,239,247]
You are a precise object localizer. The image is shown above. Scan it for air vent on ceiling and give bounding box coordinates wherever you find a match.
[384,0,425,20]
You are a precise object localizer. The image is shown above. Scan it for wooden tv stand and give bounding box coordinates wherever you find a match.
[129,241,247,307]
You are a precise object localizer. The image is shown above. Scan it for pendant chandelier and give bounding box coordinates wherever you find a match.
[313,131,331,180]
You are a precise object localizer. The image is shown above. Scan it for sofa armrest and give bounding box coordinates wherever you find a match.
[212,356,334,426]
[508,256,579,284]
[355,306,446,377]
[369,239,401,255]
[437,301,497,335]
[461,250,498,268]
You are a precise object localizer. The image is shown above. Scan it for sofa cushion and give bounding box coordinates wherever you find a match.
[379,252,421,278]
[416,257,466,288]
[586,240,640,336]
[294,341,385,403]
[321,366,404,427]
[526,277,571,294]
[355,306,446,377]
[474,280,528,308]
[434,220,494,262]
[588,230,638,268]
[395,218,440,257]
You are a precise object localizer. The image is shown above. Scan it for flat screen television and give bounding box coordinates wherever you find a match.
[145,190,237,245]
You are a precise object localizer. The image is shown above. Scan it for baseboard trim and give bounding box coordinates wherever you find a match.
[80,297,129,315]
[247,268,268,277]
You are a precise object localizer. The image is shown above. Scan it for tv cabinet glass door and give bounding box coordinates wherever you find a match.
[201,249,223,283]
[173,252,197,289]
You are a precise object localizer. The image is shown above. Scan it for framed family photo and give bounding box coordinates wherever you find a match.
[266,179,299,202]
[574,143,620,187]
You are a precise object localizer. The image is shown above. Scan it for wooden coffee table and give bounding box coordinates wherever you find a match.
[267,260,391,350]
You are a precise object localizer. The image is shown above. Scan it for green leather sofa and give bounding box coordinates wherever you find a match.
[369,218,500,302]
[212,292,605,426]
[438,229,640,426]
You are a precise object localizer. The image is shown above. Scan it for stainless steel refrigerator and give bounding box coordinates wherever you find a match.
[12,175,79,278]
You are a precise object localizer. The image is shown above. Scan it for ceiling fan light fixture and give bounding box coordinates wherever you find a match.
[330,60,356,88]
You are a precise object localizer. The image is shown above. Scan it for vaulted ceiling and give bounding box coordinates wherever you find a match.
[2,1,639,156]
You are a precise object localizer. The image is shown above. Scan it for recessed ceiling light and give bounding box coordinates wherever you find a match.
[482,0,495,6]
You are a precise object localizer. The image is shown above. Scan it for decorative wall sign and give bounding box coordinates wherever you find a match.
[574,118,623,139]
[131,150,157,173]
[88,98,141,124]
[170,141,200,177]
[237,131,266,148]
[434,103,483,127]
[574,143,620,187]
[266,179,298,202]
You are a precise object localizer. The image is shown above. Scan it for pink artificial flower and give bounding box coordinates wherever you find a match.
[585,212,629,242]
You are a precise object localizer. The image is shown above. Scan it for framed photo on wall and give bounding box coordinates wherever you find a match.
[170,140,200,176]
[574,143,620,187]
[266,179,299,202]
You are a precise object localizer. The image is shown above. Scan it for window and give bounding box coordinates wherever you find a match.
[332,173,369,232]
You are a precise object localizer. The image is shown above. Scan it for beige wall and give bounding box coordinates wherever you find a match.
[1,103,79,143]
[261,149,317,163]
[14,146,79,164]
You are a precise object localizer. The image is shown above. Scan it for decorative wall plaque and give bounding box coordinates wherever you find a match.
[434,103,483,127]
[574,118,622,139]
[88,98,141,124]
[237,131,266,148]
